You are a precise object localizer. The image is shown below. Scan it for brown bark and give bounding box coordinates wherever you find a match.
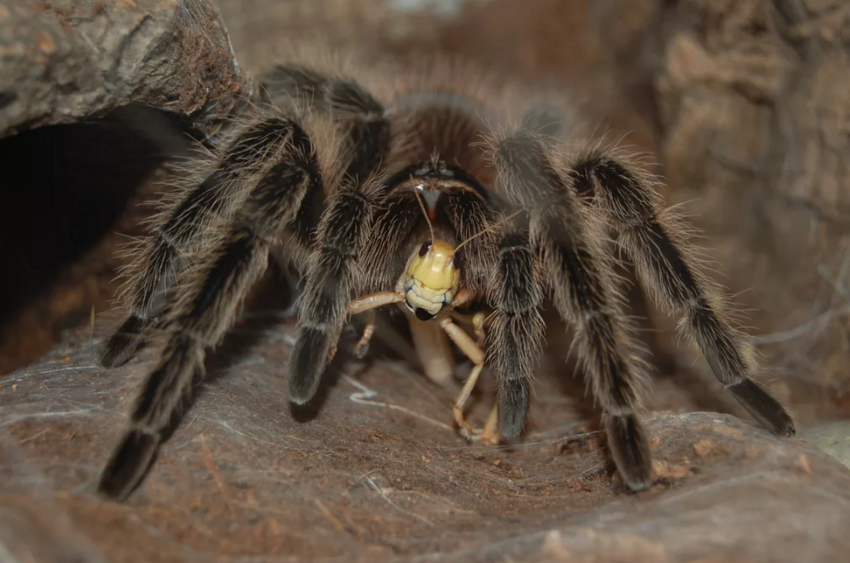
[0,0,248,138]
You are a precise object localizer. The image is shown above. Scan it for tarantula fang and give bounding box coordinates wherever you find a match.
[95,56,795,501]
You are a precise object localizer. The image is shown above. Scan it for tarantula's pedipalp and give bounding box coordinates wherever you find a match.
[569,152,795,437]
[491,131,653,490]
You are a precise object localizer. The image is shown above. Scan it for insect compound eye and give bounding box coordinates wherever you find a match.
[419,241,432,257]
[451,251,464,271]
[415,308,436,321]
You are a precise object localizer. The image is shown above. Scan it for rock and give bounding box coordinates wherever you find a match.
[803,420,850,470]
[1,323,849,562]
[0,0,249,139]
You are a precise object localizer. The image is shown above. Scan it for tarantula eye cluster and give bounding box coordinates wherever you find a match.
[95,55,795,501]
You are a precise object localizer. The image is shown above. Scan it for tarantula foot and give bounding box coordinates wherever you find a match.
[98,428,160,501]
[497,380,530,438]
[99,314,149,368]
[606,414,653,492]
[727,379,796,437]
[288,327,332,405]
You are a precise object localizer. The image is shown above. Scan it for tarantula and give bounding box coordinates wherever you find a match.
[96,52,795,501]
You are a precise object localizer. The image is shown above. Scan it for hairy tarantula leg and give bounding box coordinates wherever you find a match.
[98,119,321,501]
[493,133,653,491]
[261,63,389,182]
[485,233,545,439]
[99,118,295,368]
[259,63,327,107]
[571,153,795,437]
[287,179,385,404]
[285,71,390,404]
[522,105,567,138]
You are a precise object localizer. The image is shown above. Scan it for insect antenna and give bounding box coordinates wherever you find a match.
[454,210,522,254]
[413,189,435,244]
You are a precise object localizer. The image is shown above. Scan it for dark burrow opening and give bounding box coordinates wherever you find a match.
[0,105,199,374]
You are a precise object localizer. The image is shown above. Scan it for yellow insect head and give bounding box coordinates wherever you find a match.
[403,240,461,320]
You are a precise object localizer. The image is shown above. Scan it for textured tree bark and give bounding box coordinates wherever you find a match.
[0,0,249,139]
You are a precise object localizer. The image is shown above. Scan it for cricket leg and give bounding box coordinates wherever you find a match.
[449,309,487,346]
[347,292,404,314]
[440,315,500,443]
[341,292,404,363]
[481,403,500,445]
[353,309,377,359]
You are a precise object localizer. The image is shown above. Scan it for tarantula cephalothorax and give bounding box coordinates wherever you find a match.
[95,53,795,501]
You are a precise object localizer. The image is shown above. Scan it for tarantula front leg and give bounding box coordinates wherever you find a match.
[491,132,653,491]
[485,232,546,440]
[98,117,326,500]
[570,151,795,436]
[286,181,388,403]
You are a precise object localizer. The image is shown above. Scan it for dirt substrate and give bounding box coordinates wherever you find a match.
[3,319,850,562]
